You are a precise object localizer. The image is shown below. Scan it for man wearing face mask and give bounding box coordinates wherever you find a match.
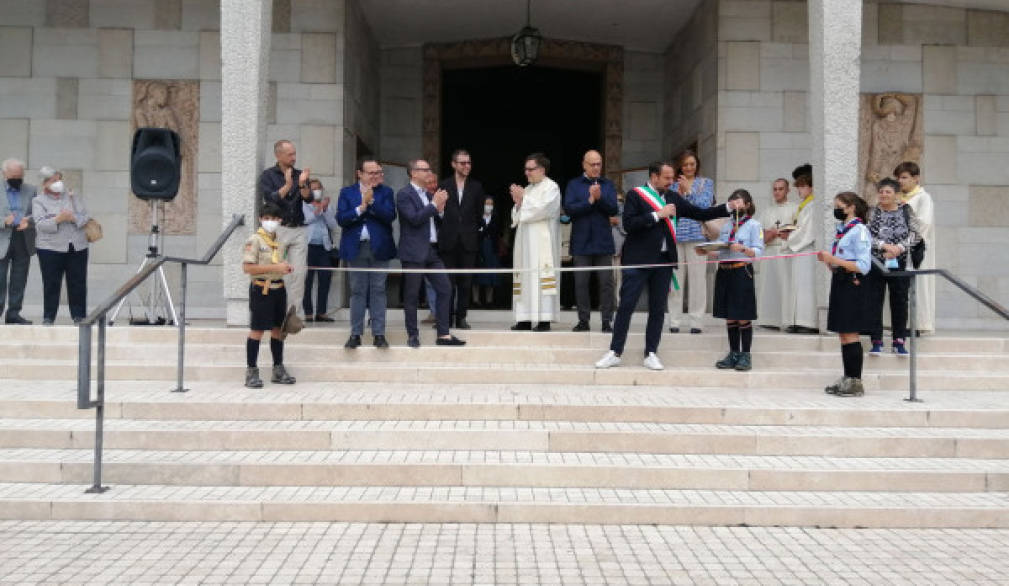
[0,158,37,325]
[301,178,337,323]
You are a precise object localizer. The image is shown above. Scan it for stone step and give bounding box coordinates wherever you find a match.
[7,343,1007,372]
[8,325,1009,354]
[4,449,1008,491]
[1,483,1006,527]
[3,419,1008,458]
[2,358,1006,390]
[4,382,1009,428]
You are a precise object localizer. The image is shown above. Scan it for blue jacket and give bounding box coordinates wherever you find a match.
[563,175,619,256]
[396,184,442,264]
[336,183,397,261]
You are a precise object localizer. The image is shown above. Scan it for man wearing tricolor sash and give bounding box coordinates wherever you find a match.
[596,161,742,371]
[509,153,562,331]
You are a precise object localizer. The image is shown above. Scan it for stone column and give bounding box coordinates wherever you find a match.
[221,0,273,325]
[807,0,862,329]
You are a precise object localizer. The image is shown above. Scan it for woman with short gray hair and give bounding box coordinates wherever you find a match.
[31,166,90,325]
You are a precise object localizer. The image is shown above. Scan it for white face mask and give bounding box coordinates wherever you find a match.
[48,180,65,194]
[312,189,323,201]
[261,220,280,233]
[484,205,494,215]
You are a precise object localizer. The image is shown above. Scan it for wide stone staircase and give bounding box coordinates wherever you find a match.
[1,321,1008,527]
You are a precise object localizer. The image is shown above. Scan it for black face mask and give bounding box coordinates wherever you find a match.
[833,207,847,221]
[6,178,22,191]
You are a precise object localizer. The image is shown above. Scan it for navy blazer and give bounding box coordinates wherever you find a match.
[396,184,442,264]
[336,183,397,261]
[563,175,619,256]
[620,186,729,267]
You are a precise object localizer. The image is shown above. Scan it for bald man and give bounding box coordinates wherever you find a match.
[563,150,619,332]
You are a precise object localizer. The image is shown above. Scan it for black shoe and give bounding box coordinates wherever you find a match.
[601,321,613,333]
[42,319,54,326]
[374,335,389,348]
[407,335,421,348]
[734,352,752,371]
[315,315,335,323]
[534,322,551,332]
[785,325,799,333]
[303,316,315,323]
[245,367,263,389]
[455,318,471,330]
[690,328,702,334]
[669,327,680,333]
[572,321,590,332]
[436,335,466,346]
[5,315,31,325]
[344,334,362,349]
[271,364,296,384]
[511,321,532,331]
[715,352,739,369]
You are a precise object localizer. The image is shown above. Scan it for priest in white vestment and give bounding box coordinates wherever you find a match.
[896,162,935,333]
[781,168,819,333]
[756,178,798,329]
[509,153,561,330]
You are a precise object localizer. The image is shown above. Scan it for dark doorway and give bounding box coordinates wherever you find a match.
[441,65,604,310]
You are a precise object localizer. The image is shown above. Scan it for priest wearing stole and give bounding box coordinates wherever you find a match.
[781,165,819,334]
[509,153,562,331]
[756,178,798,329]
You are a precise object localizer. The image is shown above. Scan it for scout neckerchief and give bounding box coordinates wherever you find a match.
[632,183,680,291]
[831,218,862,256]
[255,227,282,295]
[793,193,815,224]
[728,214,751,242]
[901,185,922,204]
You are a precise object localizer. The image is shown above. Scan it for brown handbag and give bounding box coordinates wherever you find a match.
[83,219,103,243]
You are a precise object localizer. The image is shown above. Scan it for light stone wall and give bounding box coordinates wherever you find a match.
[0,0,375,320]
[377,47,423,168]
[715,0,1009,330]
[623,51,665,170]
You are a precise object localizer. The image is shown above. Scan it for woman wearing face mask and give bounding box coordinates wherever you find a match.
[866,177,922,357]
[473,196,502,308]
[31,166,90,325]
[301,178,337,322]
[697,189,764,371]
[817,192,873,397]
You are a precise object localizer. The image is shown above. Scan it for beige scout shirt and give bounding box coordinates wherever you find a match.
[242,231,286,286]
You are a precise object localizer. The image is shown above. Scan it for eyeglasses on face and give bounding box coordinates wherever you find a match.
[455,160,472,165]
[414,167,432,172]
[524,166,539,172]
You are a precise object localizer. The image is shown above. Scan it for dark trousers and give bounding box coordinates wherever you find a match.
[37,246,89,321]
[303,244,333,316]
[0,231,31,319]
[440,246,475,321]
[574,254,614,323]
[404,247,451,337]
[871,268,910,340]
[609,266,673,356]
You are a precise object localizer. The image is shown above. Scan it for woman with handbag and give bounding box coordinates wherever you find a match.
[31,166,91,325]
[667,149,715,334]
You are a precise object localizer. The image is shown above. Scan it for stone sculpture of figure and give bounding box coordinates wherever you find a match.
[862,93,921,204]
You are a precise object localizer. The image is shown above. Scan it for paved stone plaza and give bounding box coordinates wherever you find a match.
[2,521,1008,584]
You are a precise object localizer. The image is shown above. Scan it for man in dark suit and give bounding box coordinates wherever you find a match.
[397,160,466,348]
[1,158,37,324]
[595,161,742,371]
[437,149,485,329]
[336,158,397,349]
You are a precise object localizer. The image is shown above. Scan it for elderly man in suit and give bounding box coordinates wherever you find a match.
[397,160,466,349]
[437,149,485,329]
[336,158,397,349]
[1,158,37,325]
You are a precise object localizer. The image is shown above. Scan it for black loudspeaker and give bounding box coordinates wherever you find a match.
[131,127,181,201]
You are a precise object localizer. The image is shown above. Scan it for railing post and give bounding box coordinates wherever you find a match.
[86,316,109,493]
[172,262,189,393]
[77,323,92,410]
[906,275,921,403]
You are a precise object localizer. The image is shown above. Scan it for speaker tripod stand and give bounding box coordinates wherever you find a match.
[108,200,178,326]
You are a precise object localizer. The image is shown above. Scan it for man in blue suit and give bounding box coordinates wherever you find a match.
[337,158,397,349]
[564,150,619,333]
[397,160,466,349]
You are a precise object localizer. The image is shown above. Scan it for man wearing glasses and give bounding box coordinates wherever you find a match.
[336,158,397,349]
[509,153,562,332]
[437,149,486,330]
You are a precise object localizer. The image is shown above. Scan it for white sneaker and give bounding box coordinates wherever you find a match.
[595,350,622,369]
[643,352,664,370]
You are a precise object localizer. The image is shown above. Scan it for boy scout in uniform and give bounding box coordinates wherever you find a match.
[243,203,297,388]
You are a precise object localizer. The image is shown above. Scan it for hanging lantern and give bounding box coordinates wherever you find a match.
[511,1,542,67]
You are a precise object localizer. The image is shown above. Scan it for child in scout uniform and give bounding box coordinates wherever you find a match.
[697,190,764,371]
[817,192,874,398]
[242,203,297,389]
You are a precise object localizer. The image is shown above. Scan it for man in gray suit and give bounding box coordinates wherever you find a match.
[1,159,37,324]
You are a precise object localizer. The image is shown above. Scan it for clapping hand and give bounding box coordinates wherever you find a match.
[359,187,374,212]
[299,168,311,188]
[676,175,691,195]
[588,183,601,203]
[509,184,524,205]
[433,189,449,212]
[56,209,75,224]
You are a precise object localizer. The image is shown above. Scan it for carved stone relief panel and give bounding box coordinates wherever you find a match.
[129,80,200,235]
[857,92,922,205]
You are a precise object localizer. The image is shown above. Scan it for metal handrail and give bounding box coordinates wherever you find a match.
[76,213,245,493]
[877,264,1009,402]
